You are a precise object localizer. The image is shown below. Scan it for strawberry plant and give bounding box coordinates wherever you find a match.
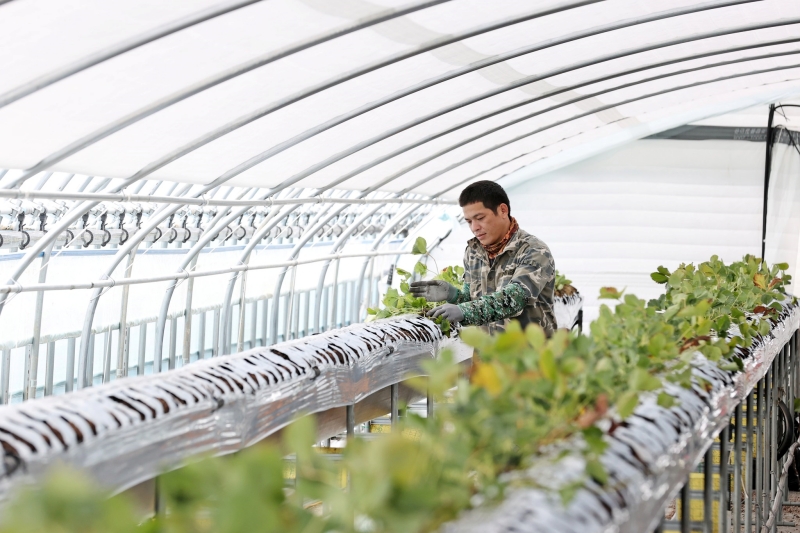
[555,270,576,297]
[2,255,794,533]
[366,237,464,336]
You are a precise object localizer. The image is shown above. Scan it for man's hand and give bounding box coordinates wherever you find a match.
[427,303,464,323]
[409,280,457,303]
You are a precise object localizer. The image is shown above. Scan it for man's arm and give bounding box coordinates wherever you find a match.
[456,243,554,326]
[456,282,527,326]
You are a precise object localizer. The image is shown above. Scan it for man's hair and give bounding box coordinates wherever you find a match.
[458,180,510,215]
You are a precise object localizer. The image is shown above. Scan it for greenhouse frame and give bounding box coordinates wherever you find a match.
[0,0,800,531]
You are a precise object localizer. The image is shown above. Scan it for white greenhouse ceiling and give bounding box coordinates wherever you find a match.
[1,0,800,198]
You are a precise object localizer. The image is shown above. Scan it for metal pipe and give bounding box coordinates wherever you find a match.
[329,259,340,331]
[44,341,55,396]
[704,445,713,533]
[734,403,742,533]
[182,255,199,366]
[169,317,177,371]
[4,0,458,189]
[116,246,138,379]
[235,257,249,354]
[284,266,297,342]
[65,338,75,392]
[0,0,277,109]
[137,323,147,376]
[4,1,595,190]
[197,311,206,359]
[24,240,55,400]
[101,331,110,384]
[212,309,220,357]
[720,424,729,533]
[756,377,765,532]
[346,404,355,438]
[391,383,399,427]
[680,482,690,533]
[746,390,754,533]
[0,349,10,403]
[0,189,456,207]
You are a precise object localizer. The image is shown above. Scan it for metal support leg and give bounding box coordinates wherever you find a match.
[427,382,434,419]
[0,349,10,403]
[212,308,220,357]
[137,323,147,376]
[102,331,111,383]
[733,403,742,533]
[745,391,753,533]
[704,446,713,533]
[756,378,765,532]
[65,338,75,392]
[198,311,206,359]
[390,383,399,427]
[681,482,690,533]
[44,341,55,396]
[346,404,355,438]
[169,316,177,370]
[719,424,729,533]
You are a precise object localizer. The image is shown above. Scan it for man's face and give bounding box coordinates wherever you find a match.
[462,202,510,246]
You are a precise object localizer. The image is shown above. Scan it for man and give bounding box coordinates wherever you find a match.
[410,181,556,336]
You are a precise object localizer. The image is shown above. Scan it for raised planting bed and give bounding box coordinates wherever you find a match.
[0,316,471,502]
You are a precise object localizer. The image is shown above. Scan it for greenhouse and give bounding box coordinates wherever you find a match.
[0,0,799,531]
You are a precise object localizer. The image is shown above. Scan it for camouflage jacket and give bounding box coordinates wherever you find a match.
[451,229,556,336]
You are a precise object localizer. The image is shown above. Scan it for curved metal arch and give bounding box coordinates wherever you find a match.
[248,19,800,200]
[319,202,427,332]
[0,4,781,309]
[152,189,304,368]
[266,194,367,346]
[224,196,345,353]
[129,0,752,204]
[397,62,800,198]
[286,21,800,197]
[423,77,800,202]
[0,0,273,109]
[380,48,800,196]
[5,0,600,189]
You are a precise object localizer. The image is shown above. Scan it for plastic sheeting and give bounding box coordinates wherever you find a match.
[445,303,800,533]
[1,1,800,198]
[0,315,471,500]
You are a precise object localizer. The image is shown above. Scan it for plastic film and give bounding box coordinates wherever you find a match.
[444,303,800,533]
[0,315,472,501]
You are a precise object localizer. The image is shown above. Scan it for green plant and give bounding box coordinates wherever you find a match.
[555,270,572,293]
[3,255,794,533]
[366,237,464,336]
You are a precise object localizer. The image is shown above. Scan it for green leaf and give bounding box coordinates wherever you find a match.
[396,267,412,280]
[414,261,428,276]
[650,272,668,284]
[794,398,800,413]
[411,236,427,255]
[582,427,608,455]
[459,326,489,348]
[586,458,608,485]
[525,324,546,350]
[400,282,410,294]
[657,392,676,409]
[598,286,624,299]
[616,391,639,418]
[539,349,557,381]
[630,368,661,392]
